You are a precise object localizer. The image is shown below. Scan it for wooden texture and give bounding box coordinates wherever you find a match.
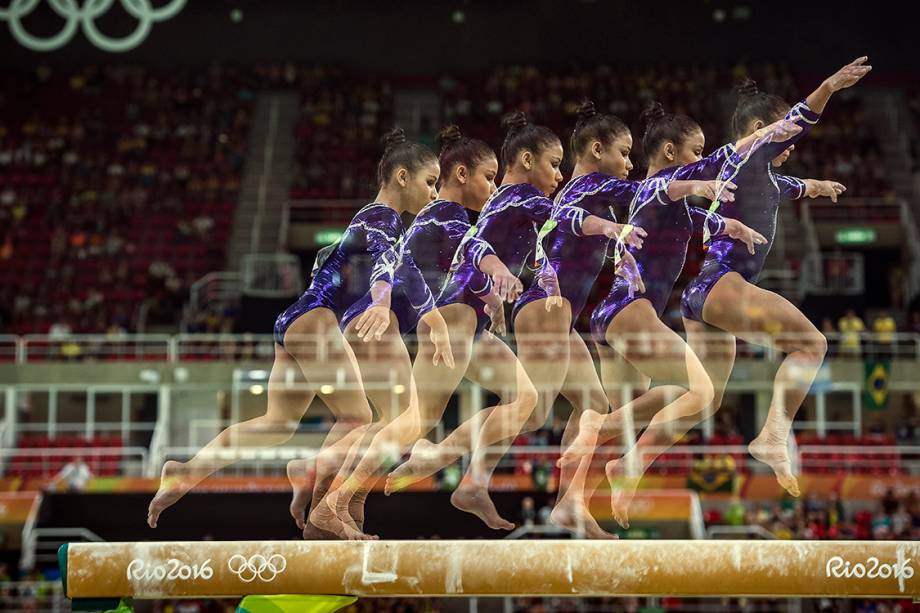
[65,540,920,599]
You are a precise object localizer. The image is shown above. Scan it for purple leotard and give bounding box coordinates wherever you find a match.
[512,173,644,327]
[341,199,483,335]
[590,146,740,346]
[437,183,591,336]
[273,203,406,346]
[681,101,820,322]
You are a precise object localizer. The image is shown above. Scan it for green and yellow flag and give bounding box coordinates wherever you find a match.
[864,360,890,410]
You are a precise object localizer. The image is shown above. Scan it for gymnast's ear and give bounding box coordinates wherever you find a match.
[752,119,766,132]
[663,142,675,162]
[396,167,409,187]
[456,164,468,184]
[521,150,534,171]
[591,141,604,160]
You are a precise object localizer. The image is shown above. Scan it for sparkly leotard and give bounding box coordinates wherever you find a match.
[273,203,412,346]
[437,183,592,336]
[680,101,820,322]
[590,146,739,345]
[341,199,485,335]
[512,172,647,327]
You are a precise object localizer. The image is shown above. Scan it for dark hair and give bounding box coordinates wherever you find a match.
[376,127,438,188]
[570,100,630,158]
[499,111,560,168]
[436,124,495,182]
[730,78,789,139]
[640,101,701,159]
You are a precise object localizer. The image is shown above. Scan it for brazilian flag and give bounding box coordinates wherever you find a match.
[864,360,890,410]
[687,456,736,493]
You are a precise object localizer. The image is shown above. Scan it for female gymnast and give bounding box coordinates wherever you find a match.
[561,102,799,527]
[386,111,652,529]
[301,125,541,535]
[147,128,448,539]
[679,57,871,496]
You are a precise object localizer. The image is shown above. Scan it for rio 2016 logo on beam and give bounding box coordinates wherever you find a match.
[0,0,186,53]
[126,558,213,582]
[825,556,914,592]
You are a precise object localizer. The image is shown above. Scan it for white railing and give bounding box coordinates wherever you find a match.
[1,331,919,364]
[150,443,920,479]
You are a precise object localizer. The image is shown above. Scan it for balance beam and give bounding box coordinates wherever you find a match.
[61,540,919,600]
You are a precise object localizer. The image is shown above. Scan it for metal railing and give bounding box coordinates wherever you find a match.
[152,443,920,479]
[1,331,918,364]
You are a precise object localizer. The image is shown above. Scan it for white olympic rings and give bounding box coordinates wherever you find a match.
[227,553,287,583]
[0,0,185,52]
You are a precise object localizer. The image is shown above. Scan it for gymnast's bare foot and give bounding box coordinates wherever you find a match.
[148,460,197,529]
[605,459,639,530]
[286,459,316,531]
[385,439,445,495]
[549,494,617,539]
[557,410,604,469]
[450,482,514,531]
[748,435,800,497]
[309,489,377,541]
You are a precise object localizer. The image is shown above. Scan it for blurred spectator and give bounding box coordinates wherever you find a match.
[821,317,838,357]
[872,310,896,358]
[896,395,918,442]
[48,456,93,492]
[838,309,865,356]
[520,496,536,527]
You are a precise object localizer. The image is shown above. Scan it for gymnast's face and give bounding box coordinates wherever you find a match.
[524,141,564,196]
[464,155,499,211]
[403,159,440,214]
[595,132,634,180]
[670,128,706,166]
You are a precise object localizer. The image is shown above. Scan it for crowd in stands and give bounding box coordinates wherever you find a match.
[0,61,906,336]
[0,64,253,335]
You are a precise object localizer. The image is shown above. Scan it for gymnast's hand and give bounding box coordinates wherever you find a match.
[536,264,563,311]
[755,118,802,146]
[723,218,769,255]
[355,305,391,342]
[804,179,846,203]
[484,298,506,336]
[689,180,737,203]
[824,57,872,93]
[615,251,645,299]
[491,266,523,302]
[602,223,647,249]
[426,313,455,368]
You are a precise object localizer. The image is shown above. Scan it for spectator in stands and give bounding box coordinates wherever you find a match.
[838,309,865,356]
[520,496,536,528]
[872,311,896,359]
[821,317,838,357]
[896,395,918,442]
[49,456,93,492]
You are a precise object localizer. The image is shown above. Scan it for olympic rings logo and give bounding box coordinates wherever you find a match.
[227,554,287,583]
[0,0,186,53]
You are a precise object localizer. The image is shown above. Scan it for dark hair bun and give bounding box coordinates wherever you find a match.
[640,101,666,127]
[736,77,760,97]
[436,124,464,154]
[574,99,598,128]
[501,110,528,135]
[381,127,408,151]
